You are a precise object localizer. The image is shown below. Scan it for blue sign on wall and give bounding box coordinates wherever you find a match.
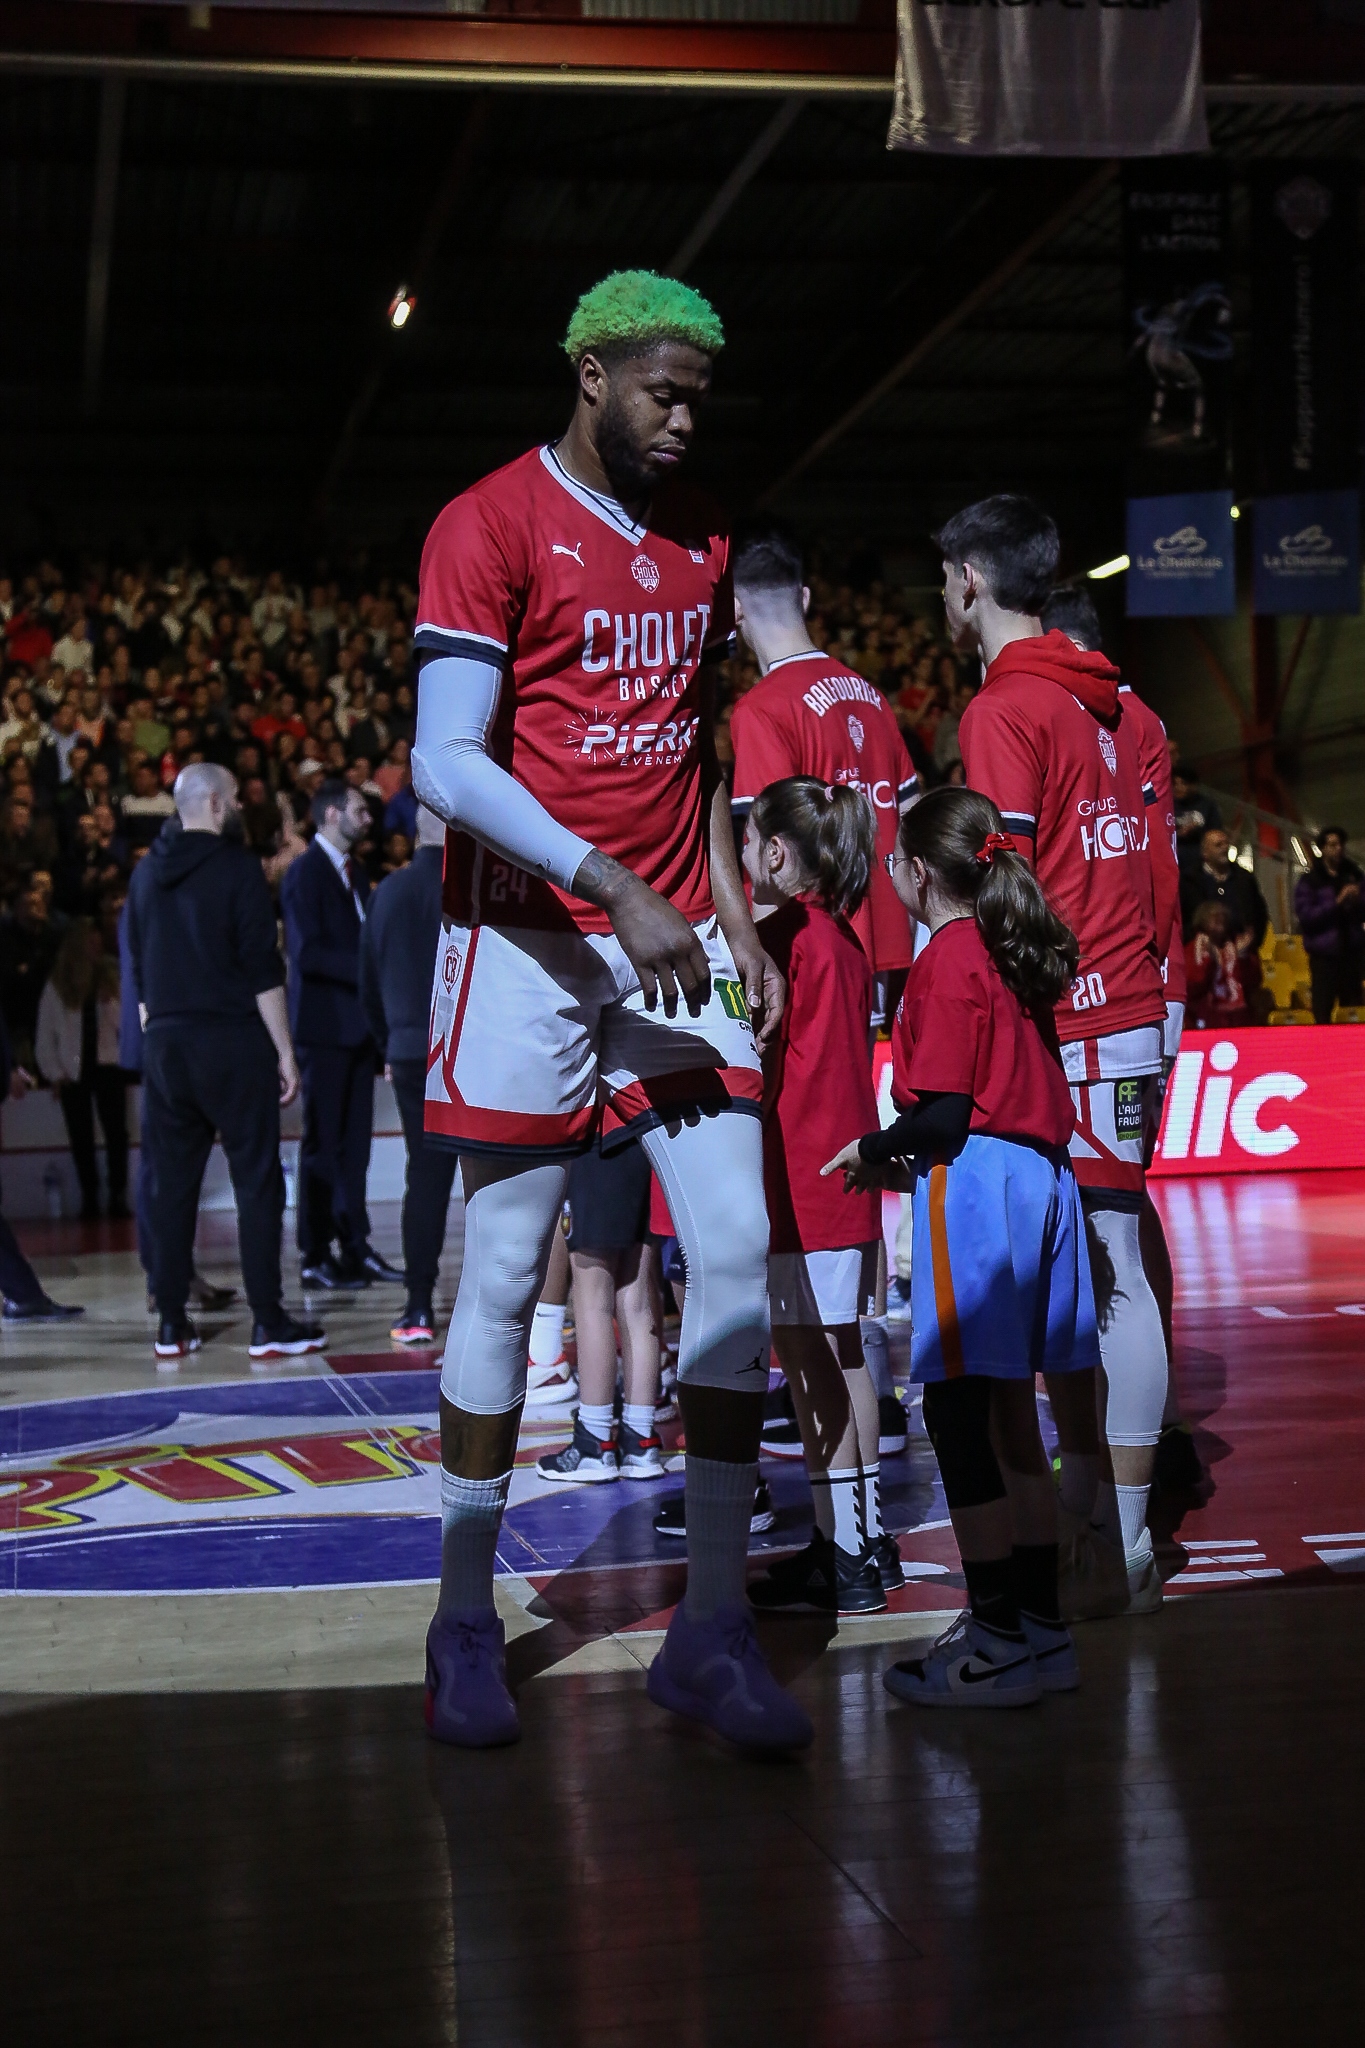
[1126,490,1236,617]
[1252,491,1360,615]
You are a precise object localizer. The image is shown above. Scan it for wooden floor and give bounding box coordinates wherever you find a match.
[2,1590,1360,2046]
[3,1176,1363,2042]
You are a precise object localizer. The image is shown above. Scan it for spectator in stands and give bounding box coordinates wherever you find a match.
[1295,827,1365,1024]
[1171,758,1223,873]
[0,1012,83,1322]
[1185,903,1263,1031]
[120,760,176,850]
[1181,826,1269,949]
[34,916,129,1221]
[0,881,61,1068]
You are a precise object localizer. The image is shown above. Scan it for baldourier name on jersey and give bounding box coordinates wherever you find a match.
[800,671,886,717]
[581,605,713,677]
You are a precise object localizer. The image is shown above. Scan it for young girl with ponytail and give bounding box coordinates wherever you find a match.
[824,786,1100,1704]
[739,776,902,1617]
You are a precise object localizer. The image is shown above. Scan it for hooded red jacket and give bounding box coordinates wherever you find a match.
[959,630,1169,1045]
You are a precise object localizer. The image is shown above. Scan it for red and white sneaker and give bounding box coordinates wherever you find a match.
[524,1356,579,1408]
[154,1317,201,1365]
[618,1422,667,1479]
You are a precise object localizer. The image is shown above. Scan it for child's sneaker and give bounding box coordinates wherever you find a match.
[1125,1530,1164,1615]
[652,1476,774,1538]
[877,1393,909,1456]
[874,1532,907,1592]
[536,1415,618,1484]
[646,1601,813,1751]
[1019,1611,1081,1692]
[618,1422,666,1480]
[884,1611,1042,1708]
[524,1356,579,1408]
[424,1608,520,1748]
[749,1531,887,1618]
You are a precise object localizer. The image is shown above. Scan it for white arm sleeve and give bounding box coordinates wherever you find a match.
[411,655,593,893]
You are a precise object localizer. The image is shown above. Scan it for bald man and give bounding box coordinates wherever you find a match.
[125,764,326,1364]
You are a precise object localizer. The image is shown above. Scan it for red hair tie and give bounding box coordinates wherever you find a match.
[976,831,1016,866]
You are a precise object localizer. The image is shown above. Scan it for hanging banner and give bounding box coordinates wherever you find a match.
[1252,492,1360,617]
[889,0,1208,158]
[1251,165,1359,493]
[1123,161,1232,497]
[1126,490,1235,618]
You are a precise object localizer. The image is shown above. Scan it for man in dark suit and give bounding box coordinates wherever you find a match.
[281,778,403,1290]
[1,1011,84,1323]
[359,803,457,1345]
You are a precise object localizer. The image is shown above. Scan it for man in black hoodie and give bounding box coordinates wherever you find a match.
[125,763,325,1364]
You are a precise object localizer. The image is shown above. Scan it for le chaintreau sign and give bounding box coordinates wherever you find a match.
[890,0,1208,158]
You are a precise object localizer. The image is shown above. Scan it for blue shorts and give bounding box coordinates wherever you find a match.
[908,1133,1101,1383]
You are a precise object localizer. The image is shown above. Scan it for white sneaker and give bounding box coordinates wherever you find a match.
[618,1423,666,1479]
[1058,1522,1130,1622]
[884,1612,1042,1708]
[524,1356,579,1408]
[1125,1531,1164,1615]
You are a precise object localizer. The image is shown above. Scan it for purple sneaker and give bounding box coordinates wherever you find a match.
[424,1608,520,1748]
[646,1601,813,1752]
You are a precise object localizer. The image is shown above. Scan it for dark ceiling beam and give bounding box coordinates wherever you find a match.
[757,161,1116,506]
[81,73,125,418]
[668,94,805,275]
[315,94,491,513]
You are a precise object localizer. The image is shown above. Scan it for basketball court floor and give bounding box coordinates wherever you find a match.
[3,1170,1362,2043]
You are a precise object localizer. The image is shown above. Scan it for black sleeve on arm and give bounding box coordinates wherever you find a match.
[237,857,287,996]
[859,1091,973,1166]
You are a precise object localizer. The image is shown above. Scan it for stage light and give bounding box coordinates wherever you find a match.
[1087,554,1129,581]
[388,286,415,330]
[1231,504,1241,520]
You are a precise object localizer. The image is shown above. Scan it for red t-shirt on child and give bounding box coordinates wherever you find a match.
[891,918,1075,1150]
[760,897,881,1253]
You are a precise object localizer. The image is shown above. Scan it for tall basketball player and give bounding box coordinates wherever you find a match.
[411,272,811,1751]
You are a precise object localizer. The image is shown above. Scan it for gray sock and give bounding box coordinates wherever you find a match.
[436,1467,511,1621]
[683,1455,758,1620]
[860,1316,894,1403]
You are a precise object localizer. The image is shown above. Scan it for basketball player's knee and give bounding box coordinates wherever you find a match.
[922,1379,1006,1509]
[439,1169,561,1415]
[1087,1202,1166,1447]
[673,1201,770,1393]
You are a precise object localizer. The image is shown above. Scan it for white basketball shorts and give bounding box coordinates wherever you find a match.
[769,1243,879,1328]
[1062,1024,1164,1209]
[424,911,762,1157]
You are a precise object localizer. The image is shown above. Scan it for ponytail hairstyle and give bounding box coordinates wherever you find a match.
[749,775,875,921]
[897,787,1080,1009]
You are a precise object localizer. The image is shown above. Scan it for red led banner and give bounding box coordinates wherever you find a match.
[873,1029,1365,1178]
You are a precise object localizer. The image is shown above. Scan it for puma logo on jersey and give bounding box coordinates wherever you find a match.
[553,542,585,566]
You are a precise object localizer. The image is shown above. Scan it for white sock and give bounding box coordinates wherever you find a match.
[1091,1479,1122,1548]
[1117,1482,1151,1556]
[1058,1451,1100,1520]
[578,1401,614,1445]
[683,1456,758,1620]
[622,1402,655,1440]
[860,1316,894,1403]
[528,1302,566,1368]
[860,1460,884,1540]
[436,1468,511,1620]
[811,1467,863,1555]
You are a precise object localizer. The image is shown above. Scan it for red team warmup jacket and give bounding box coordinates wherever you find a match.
[1118,681,1186,1007]
[959,632,1176,1049]
[730,652,918,973]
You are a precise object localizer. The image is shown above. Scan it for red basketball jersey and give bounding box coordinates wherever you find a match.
[959,631,1166,1045]
[730,652,918,972]
[1119,682,1186,1004]
[416,444,732,935]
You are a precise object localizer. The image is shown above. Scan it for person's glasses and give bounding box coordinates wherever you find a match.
[884,851,907,875]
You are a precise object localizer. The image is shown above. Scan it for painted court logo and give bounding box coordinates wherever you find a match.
[630,553,661,593]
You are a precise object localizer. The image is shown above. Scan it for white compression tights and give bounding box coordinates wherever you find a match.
[439,1112,771,1416]
[1090,1204,1168,1449]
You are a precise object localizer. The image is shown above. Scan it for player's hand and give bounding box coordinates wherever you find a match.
[577,855,711,1019]
[821,1138,880,1193]
[728,925,785,1054]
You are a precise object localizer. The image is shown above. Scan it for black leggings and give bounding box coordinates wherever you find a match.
[59,1067,129,1215]
[921,1377,1008,1511]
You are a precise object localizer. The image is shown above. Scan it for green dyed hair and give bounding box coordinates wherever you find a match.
[563,270,725,363]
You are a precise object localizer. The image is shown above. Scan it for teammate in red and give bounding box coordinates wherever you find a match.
[945,495,1175,1615]
[732,777,904,1618]
[728,522,919,1451]
[1040,585,1200,1495]
[412,271,809,1753]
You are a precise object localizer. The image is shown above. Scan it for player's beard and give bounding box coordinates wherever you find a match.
[595,390,660,505]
